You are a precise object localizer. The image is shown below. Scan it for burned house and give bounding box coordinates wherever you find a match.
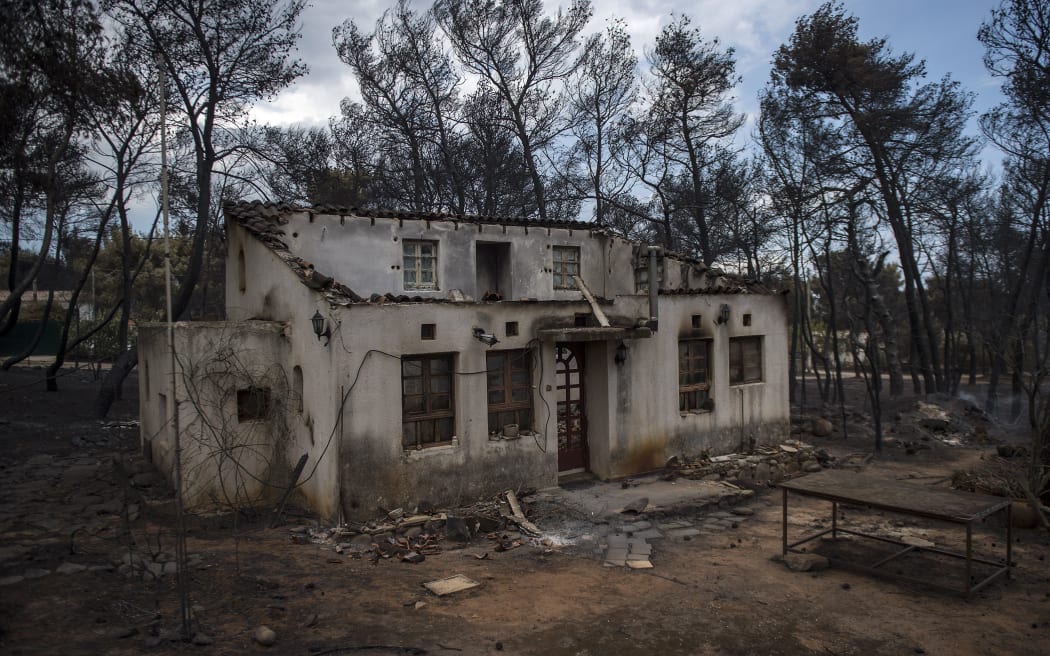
[138,202,789,520]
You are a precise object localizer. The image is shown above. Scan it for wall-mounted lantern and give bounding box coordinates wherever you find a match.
[717,304,731,325]
[311,310,331,346]
[615,341,628,366]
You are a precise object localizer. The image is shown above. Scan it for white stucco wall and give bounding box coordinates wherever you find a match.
[606,294,791,477]
[139,321,311,512]
[142,210,790,520]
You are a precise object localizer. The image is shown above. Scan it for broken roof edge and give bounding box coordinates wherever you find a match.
[223,199,607,233]
[226,200,780,301]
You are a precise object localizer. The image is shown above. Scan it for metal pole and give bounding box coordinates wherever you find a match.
[782,487,788,555]
[832,501,838,539]
[1006,505,1012,579]
[159,57,191,640]
[965,523,972,596]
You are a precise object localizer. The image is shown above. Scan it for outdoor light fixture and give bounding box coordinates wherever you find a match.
[615,341,628,366]
[472,327,499,347]
[311,310,331,346]
[717,304,731,325]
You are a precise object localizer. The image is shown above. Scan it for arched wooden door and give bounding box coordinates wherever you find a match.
[556,343,588,472]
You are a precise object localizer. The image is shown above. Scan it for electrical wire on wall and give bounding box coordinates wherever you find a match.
[528,338,551,454]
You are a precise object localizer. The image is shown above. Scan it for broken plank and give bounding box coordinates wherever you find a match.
[505,490,541,536]
[573,275,611,327]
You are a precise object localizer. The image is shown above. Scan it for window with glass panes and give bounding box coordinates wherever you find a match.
[403,240,437,290]
[552,246,580,289]
[729,336,763,384]
[679,340,712,411]
[486,350,533,435]
[402,355,454,449]
[634,258,664,292]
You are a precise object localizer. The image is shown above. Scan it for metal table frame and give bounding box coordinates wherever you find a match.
[780,470,1012,597]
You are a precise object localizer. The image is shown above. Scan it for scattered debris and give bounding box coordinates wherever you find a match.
[668,440,832,484]
[424,574,480,597]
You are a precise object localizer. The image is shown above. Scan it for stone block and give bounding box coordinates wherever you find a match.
[784,553,830,572]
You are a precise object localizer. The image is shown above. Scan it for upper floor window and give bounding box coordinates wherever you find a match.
[553,246,580,290]
[635,258,664,292]
[403,240,438,290]
[679,340,712,412]
[729,336,763,385]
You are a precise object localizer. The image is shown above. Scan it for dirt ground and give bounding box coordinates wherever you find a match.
[1,366,1049,656]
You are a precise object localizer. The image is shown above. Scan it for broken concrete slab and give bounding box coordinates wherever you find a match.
[632,528,664,540]
[667,528,701,539]
[621,520,652,532]
[656,521,691,530]
[424,574,480,596]
[626,560,653,569]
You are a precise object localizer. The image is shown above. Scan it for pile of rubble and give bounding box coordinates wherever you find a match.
[289,490,547,563]
[887,399,995,450]
[668,440,833,484]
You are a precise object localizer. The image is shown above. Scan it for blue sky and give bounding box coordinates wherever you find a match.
[253,0,1006,150]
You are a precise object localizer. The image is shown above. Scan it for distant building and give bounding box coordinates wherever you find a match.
[138,202,789,520]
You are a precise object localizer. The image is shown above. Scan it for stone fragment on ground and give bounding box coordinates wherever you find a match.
[253,625,277,647]
[55,562,87,574]
[783,553,830,572]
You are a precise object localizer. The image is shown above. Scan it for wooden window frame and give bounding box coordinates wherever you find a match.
[552,245,580,290]
[402,354,455,449]
[486,349,533,435]
[403,240,438,290]
[729,336,763,385]
[679,339,712,412]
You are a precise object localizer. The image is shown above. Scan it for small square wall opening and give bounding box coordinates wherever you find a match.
[574,313,589,327]
[237,387,271,422]
[691,314,702,329]
[743,313,752,327]
[421,323,436,340]
[505,321,519,337]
